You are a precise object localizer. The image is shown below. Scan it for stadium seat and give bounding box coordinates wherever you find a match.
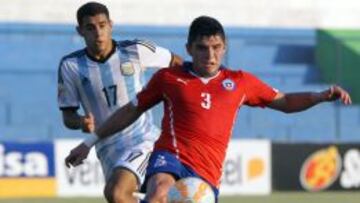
[48,124,89,139]
[0,102,6,126]
[0,124,50,141]
[290,103,336,126]
[0,74,55,101]
[287,124,337,142]
[338,106,360,141]
[340,105,360,126]
[0,32,81,71]
[232,107,252,138]
[1,24,359,143]
[339,124,360,142]
[233,107,290,141]
[10,100,59,126]
[227,29,315,69]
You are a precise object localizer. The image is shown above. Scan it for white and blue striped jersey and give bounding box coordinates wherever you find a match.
[57,39,172,151]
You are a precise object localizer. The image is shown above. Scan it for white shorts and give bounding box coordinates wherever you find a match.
[96,141,154,184]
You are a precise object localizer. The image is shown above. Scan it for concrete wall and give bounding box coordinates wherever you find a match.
[1,0,360,28]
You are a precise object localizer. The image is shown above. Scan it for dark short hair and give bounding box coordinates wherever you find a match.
[76,2,110,26]
[187,16,226,45]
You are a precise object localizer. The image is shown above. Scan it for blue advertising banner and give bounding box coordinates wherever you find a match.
[0,142,56,197]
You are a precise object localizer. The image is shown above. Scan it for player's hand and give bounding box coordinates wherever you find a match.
[65,143,90,168]
[80,113,95,133]
[322,85,352,105]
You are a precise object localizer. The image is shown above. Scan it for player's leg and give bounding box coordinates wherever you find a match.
[141,150,185,203]
[104,167,138,203]
[98,142,152,203]
[144,172,176,203]
[141,150,220,203]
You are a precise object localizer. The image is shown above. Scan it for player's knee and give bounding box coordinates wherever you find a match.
[113,184,135,203]
[147,182,171,203]
[146,174,176,203]
[104,178,137,203]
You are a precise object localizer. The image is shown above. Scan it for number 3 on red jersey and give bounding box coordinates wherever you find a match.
[201,92,211,109]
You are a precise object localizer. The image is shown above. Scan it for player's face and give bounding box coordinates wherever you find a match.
[186,35,226,77]
[77,14,113,58]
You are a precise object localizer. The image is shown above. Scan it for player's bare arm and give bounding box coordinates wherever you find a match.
[62,109,95,133]
[170,54,183,67]
[268,85,352,113]
[95,102,144,139]
[65,102,145,168]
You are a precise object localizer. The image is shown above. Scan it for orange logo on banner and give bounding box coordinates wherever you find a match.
[247,158,264,180]
[300,146,342,192]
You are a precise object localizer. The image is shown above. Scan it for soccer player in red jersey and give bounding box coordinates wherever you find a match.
[66,16,351,202]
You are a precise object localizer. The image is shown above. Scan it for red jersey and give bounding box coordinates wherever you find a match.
[136,62,277,187]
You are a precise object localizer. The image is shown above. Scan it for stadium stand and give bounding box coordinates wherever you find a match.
[0,24,359,142]
[0,124,50,141]
[338,106,360,142]
[0,102,6,126]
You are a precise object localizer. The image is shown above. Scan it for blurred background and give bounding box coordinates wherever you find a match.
[0,0,359,202]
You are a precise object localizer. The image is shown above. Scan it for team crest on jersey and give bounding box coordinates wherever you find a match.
[120,62,135,76]
[222,79,235,91]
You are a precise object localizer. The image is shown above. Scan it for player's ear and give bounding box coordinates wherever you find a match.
[223,42,227,55]
[186,43,192,56]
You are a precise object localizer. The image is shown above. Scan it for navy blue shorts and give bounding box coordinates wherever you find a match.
[142,150,219,202]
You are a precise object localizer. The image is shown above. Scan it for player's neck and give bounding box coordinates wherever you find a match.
[190,68,220,81]
[86,40,116,62]
[191,66,220,78]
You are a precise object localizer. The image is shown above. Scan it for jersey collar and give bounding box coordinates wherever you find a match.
[85,40,117,63]
[184,62,223,84]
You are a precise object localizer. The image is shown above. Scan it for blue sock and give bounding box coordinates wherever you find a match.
[139,200,148,203]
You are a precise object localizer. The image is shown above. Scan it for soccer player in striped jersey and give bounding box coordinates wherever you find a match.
[58,2,181,203]
[65,16,351,203]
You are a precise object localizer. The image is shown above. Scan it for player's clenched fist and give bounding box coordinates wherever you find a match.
[80,113,95,133]
[65,143,90,168]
